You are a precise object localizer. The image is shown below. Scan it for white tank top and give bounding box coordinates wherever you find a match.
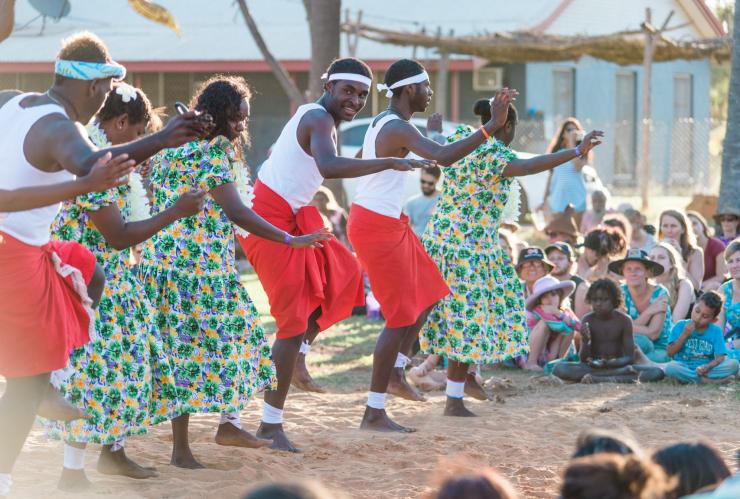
[258,103,327,212]
[0,93,71,246]
[353,113,410,218]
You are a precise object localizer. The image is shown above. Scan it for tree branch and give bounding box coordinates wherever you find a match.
[236,0,306,104]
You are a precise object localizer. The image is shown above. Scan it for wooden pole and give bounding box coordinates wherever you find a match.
[640,9,654,212]
[436,27,449,116]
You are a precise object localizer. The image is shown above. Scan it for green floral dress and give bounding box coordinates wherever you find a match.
[46,125,177,444]
[138,136,275,417]
[421,125,529,364]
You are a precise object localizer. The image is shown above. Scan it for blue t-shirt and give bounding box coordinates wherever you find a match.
[668,320,727,368]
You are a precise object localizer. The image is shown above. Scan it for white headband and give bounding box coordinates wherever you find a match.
[377,71,430,97]
[321,72,372,88]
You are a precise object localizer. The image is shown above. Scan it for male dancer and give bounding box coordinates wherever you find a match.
[347,59,515,432]
[238,57,434,452]
[0,31,209,496]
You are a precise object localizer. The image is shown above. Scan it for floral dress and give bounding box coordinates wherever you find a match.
[721,281,740,342]
[420,125,529,364]
[46,124,177,444]
[138,136,274,417]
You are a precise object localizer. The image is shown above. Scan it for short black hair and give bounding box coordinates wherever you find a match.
[190,75,251,143]
[55,31,111,84]
[422,166,442,179]
[473,98,518,127]
[583,227,627,257]
[586,278,622,308]
[384,58,426,94]
[697,290,723,316]
[96,83,154,127]
[653,442,731,497]
[325,57,372,80]
[573,429,638,458]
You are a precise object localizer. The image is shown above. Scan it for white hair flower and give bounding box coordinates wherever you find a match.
[115,84,138,103]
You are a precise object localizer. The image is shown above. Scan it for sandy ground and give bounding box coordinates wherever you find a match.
[6,273,740,498]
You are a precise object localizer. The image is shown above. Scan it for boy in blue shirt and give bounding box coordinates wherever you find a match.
[665,291,739,384]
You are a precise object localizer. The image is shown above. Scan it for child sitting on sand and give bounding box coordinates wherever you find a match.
[552,279,664,383]
[664,291,740,384]
[524,275,580,370]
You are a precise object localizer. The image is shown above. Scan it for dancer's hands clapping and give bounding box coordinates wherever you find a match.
[392,158,438,172]
[81,152,136,192]
[289,228,334,249]
[488,88,519,130]
[576,130,605,156]
[172,189,207,217]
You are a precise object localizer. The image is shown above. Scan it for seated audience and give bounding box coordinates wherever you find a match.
[580,190,609,234]
[664,291,739,384]
[659,209,704,290]
[572,428,640,458]
[687,211,727,291]
[577,227,627,283]
[649,242,695,323]
[429,465,519,499]
[552,279,664,383]
[718,240,740,351]
[516,247,553,296]
[714,208,739,246]
[523,275,579,371]
[626,208,657,252]
[610,249,673,363]
[653,442,731,497]
[546,242,590,318]
[544,204,580,246]
[603,212,632,246]
[561,453,677,499]
[311,185,349,248]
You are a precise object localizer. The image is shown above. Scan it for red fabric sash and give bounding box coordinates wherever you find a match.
[238,180,364,338]
[347,203,450,328]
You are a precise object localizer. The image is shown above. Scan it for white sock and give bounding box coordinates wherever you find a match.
[394,353,410,369]
[367,391,386,409]
[220,411,243,429]
[446,379,465,399]
[262,402,284,424]
[0,474,11,497]
[299,341,311,355]
[63,443,86,470]
[111,439,124,452]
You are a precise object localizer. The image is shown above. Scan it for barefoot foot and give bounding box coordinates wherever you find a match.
[57,468,92,492]
[523,363,544,372]
[256,422,300,453]
[387,367,426,402]
[215,423,271,449]
[464,373,489,401]
[443,397,478,417]
[97,446,158,479]
[291,354,327,393]
[170,448,205,469]
[359,406,416,433]
[38,385,90,421]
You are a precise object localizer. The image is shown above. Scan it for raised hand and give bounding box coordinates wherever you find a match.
[289,227,333,249]
[392,158,438,172]
[577,130,605,156]
[426,113,443,133]
[137,160,152,179]
[160,111,214,148]
[172,189,206,217]
[81,153,136,192]
[489,88,519,130]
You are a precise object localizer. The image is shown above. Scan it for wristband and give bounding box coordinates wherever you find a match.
[574,144,583,158]
[480,126,490,140]
[283,232,293,245]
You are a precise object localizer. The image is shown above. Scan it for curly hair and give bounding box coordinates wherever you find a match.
[586,278,623,308]
[697,290,723,317]
[583,227,628,258]
[190,75,252,143]
[96,83,154,127]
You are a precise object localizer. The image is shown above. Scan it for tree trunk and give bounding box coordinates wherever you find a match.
[305,0,341,101]
[0,0,15,44]
[236,0,305,105]
[718,2,740,214]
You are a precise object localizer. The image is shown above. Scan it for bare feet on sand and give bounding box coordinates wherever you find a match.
[360,406,416,433]
[37,385,90,421]
[387,367,426,401]
[464,373,489,401]
[291,354,327,393]
[408,366,445,392]
[256,422,300,453]
[523,363,544,372]
[57,468,92,492]
[443,397,478,417]
[215,423,271,449]
[171,447,205,469]
[97,446,158,479]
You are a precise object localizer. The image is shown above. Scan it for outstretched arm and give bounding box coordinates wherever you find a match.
[503,131,604,178]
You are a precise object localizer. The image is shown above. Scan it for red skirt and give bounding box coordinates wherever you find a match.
[347,204,450,328]
[238,180,364,339]
[0,232,96,378]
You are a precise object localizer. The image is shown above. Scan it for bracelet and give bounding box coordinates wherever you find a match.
[574,144,583,158]
[480,126,490,140]
[283,232,293,245]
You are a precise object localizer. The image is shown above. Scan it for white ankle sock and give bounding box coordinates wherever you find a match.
[299,341,311,355]
[262,402,284,424]
[367,391,386,409]
[446,379,465,399]
[0,474,12,497]
[220,411,243,429]
[111,439,124,452]
[394,353,410,369]
[63,443,86,470]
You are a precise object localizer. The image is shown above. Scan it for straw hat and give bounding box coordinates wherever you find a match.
[525,275,576,311]
[608,248,664,277]
[544,205,580,239]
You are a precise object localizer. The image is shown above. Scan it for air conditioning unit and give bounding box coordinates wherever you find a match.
[473,67,504,91]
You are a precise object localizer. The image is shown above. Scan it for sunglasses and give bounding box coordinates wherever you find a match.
[719,216,739,222]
